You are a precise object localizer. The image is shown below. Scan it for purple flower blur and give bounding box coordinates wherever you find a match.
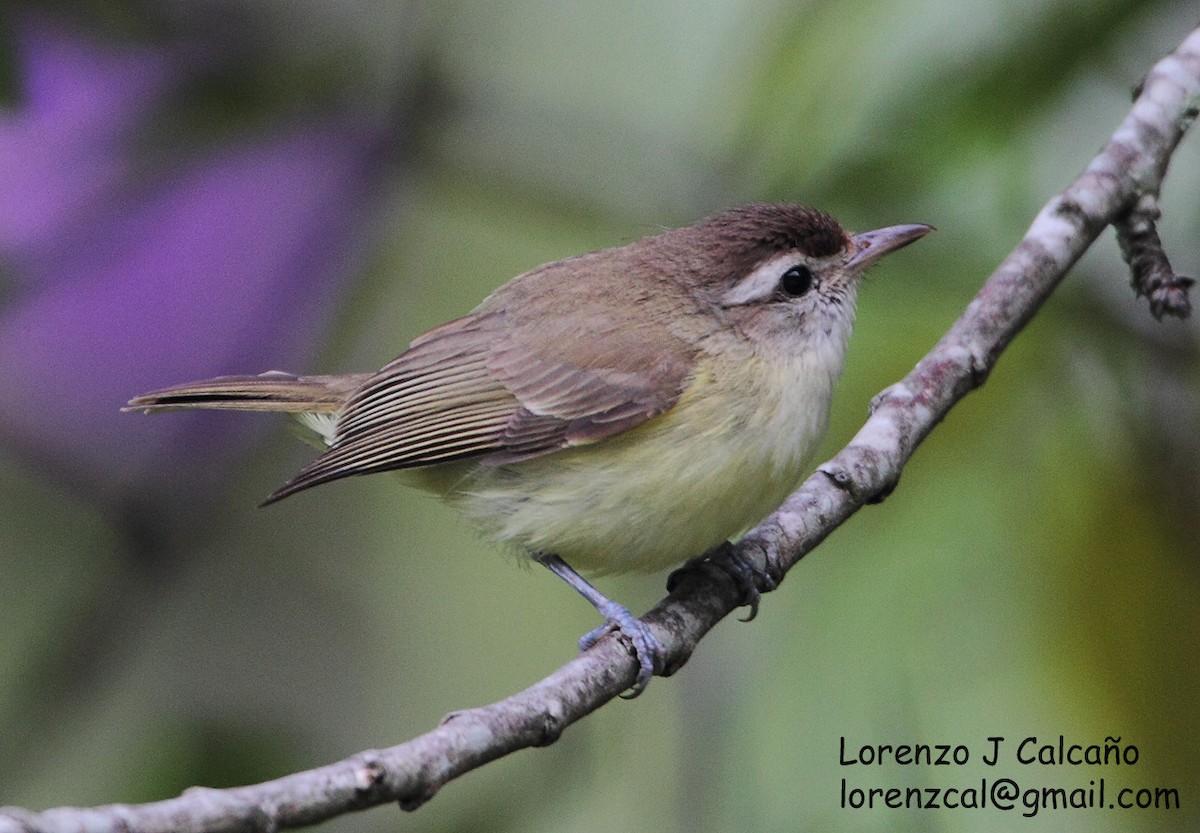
[0,14,398,509]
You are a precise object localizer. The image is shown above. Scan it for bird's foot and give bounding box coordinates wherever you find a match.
[578,601,665,698]
[666,541,777,622]
[533,552,663,697]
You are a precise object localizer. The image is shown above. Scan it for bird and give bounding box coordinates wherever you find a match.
[127,203,931,694]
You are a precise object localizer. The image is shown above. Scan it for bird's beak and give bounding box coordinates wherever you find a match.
[847,223,934,271]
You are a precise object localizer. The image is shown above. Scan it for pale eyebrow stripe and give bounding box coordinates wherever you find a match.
[720,252,805,306]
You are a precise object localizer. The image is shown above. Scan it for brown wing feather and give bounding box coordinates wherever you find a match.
[266,263,699,502]
[265,316,518,501]
[484,289,698,460]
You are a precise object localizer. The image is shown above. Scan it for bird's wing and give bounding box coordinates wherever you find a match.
[264,308,695,501]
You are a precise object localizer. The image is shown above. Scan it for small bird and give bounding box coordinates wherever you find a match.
[127,204,930,694]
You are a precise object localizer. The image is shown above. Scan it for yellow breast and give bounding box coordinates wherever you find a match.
[439,345,844,574]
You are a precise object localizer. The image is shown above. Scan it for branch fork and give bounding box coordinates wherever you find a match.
[1115,193,1194,319]
[4,25,1200,833]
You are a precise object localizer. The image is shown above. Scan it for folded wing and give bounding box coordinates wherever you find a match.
[264,309,695,503]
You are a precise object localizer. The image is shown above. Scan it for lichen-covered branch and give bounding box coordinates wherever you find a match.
[2,25,1198,833]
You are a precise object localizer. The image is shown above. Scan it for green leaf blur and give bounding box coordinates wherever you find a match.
[0,1,1196,832]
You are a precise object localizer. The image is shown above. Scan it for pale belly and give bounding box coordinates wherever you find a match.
[419,351,839,574]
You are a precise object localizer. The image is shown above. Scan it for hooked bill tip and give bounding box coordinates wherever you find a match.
[847,223,933,270]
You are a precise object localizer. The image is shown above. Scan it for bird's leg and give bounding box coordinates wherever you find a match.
[532,552,663,697]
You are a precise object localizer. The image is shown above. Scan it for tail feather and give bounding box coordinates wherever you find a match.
[125,371,371,414]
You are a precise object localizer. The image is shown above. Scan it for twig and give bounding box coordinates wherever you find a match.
[1115,193,1194,319]
[3,25,1199,833]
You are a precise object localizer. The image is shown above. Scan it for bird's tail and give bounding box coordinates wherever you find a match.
[124,371,371,414]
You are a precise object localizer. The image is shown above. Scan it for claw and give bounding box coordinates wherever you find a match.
[666,542,775,620]
[534,552,663,697]
[578,610,663,698]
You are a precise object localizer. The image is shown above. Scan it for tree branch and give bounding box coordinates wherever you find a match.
[1115,192,1194,319]
[4,26,1199,833]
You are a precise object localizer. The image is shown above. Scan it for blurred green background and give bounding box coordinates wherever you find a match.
[1,1,1197,832]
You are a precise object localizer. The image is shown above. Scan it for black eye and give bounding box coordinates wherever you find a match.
[779,265,813,296]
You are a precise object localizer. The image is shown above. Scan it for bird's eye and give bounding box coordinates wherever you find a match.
[779,265,813,296]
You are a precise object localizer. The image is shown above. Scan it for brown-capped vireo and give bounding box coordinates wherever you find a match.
[128,203,931,694]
